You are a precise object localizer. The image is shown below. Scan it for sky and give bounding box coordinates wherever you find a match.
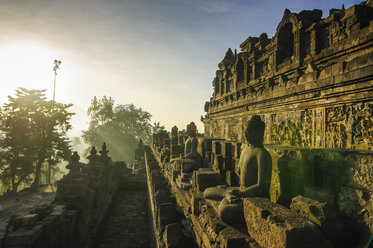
[0,0,360,136]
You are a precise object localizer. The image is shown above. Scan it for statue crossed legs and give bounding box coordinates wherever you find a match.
[204,115,272,225]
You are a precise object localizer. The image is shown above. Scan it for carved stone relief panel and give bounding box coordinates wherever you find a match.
[241,115,250,143]
[351,103,373,149]
[314,108,324,148]
[209,119,223,140]
[264,114,272,144]
[270,110,313,147]
[326,102,373,150]
[225,118,239,141]
[326,105,348,149]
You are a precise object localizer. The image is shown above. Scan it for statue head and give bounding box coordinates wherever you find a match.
[71,151,80,163]
[245,115,265,146]
[186,122,197,137]
[171,126,178,136]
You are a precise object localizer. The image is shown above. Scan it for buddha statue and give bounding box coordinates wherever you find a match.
[171,126,179,145]
[172,122,198,188]
[183,122,197,160]
[203,115,272,225]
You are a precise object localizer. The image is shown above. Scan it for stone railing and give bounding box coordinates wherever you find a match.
[145,146,194,248]
[1,144,130,248]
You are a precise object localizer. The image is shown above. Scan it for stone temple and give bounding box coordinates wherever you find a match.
[1,1,372,248]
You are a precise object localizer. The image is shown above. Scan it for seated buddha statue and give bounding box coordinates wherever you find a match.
[203,115,272,225]
[183,122,197,160]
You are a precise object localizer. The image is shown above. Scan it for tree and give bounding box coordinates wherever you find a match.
[83,96,161,163]
[152,121,165,134]
[0,88,73,192]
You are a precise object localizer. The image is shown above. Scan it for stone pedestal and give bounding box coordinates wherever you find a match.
[243,197,330,248]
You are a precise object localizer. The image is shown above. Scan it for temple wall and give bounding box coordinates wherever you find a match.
[204,2,373,151]
[197,1,373,246]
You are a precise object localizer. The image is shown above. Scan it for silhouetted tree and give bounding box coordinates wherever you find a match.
[152,121,165,134]
[83,96,162,163]
[0,88,73,192]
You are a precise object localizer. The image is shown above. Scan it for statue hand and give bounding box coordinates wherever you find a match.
[225,192,240,204]
[226,188,241,197]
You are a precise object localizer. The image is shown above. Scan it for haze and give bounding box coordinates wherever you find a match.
[0,0,359,135]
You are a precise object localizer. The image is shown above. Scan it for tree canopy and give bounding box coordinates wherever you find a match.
[0,88,73,192]
[83,96,164,164]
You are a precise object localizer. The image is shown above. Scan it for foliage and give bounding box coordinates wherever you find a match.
[0,88,73,192]
[83,96,162,163]
[152,121,165,134]
[71,136,82,147]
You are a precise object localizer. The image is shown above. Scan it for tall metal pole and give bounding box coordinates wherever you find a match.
[52,60,61,101]
[49,60,61,184]
[53,72,57,101]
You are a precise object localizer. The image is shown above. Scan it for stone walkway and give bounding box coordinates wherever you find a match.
[96,178,150,248]
[0,185,56,238]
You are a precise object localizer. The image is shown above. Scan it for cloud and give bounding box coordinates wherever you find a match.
[169,0,235,13]
[196,0,235,13]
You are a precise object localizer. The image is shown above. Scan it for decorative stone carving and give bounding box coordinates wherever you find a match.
[87,146,98,164]
[66,152,83,174]
[325,103,373,149]
[270,111,311,147]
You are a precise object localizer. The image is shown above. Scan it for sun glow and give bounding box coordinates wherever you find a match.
[0,42,72,102]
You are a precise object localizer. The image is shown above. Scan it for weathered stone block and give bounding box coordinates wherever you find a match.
[212,141,222,155]
[180,159,197,173]
[172,171,179,182]
[232,142,242,158]
[204,151,212,164]
[192,169,221,193]
[201,208,227,234]
[225,170,238,186]
[163,138,171,148]
[163,223,185,248]
[155,190,172,205]
[224,156,232,171]
[178,134,185,146]
[219,226,259,248]
[153,181,167,192]
[204,138,213,152]
[19,214,38,227]
[243,197,330,248]
[151,169,161,178]
[50,204,66,216]
[4,225,43,247]
[357,53,370,68]
[11,214,39,229]
[338,186,373,233]
[331,62,343,75]
[214,155,225,171]
[170,145,184,158]
[152,175,163,184]
[197,137,204,159]
[221,142,232,157]
[290,195,330,226]
[191,195,201,215]
[158,203,177,228]
[32,204,52,220]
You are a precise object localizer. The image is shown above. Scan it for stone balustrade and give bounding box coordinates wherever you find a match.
[1,144,130,248]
